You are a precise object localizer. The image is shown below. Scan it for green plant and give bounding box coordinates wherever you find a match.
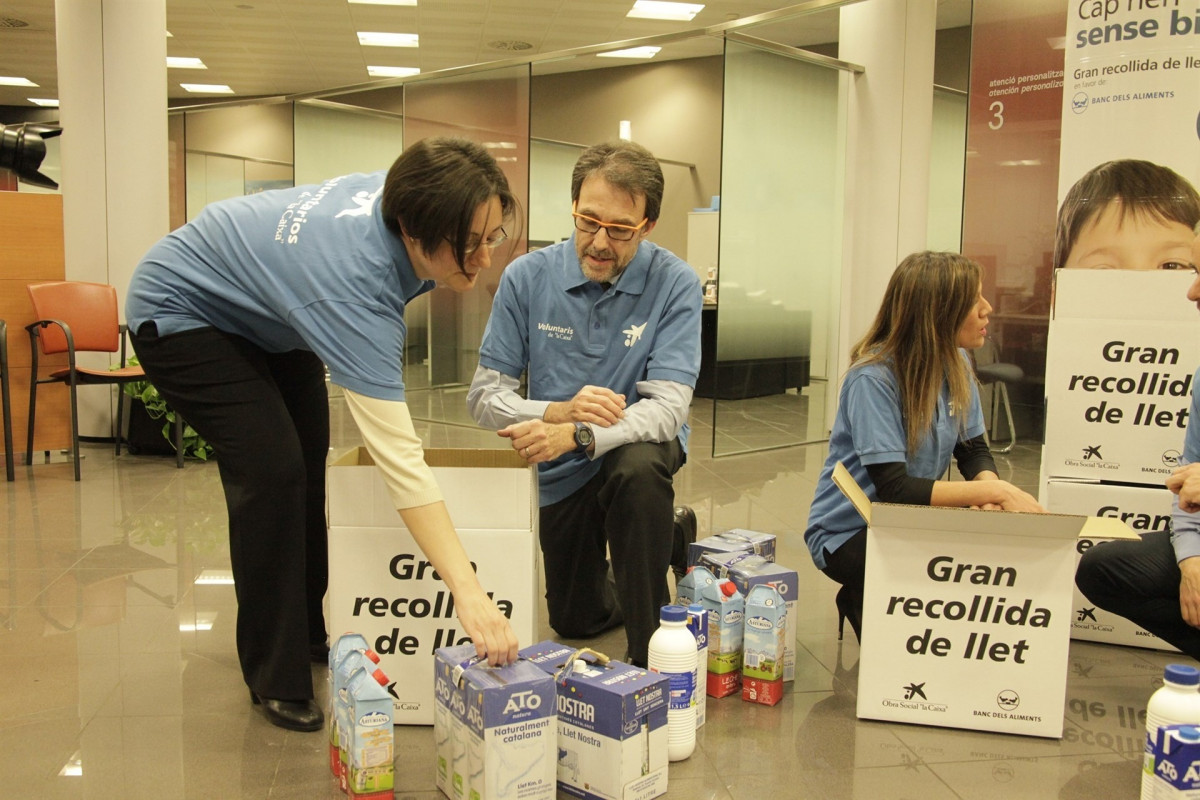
[120,357,214,461]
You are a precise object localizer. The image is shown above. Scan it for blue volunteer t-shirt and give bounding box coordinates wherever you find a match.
[126,171,434,401]
[804,354,986,569]
[479,237,702,506]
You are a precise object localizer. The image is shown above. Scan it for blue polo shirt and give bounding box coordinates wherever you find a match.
[126,171,434,401]
[479,237,702,506]
[804,354,986,569]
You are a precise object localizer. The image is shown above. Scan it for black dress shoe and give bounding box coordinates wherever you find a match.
[249,690,324,732]
[671,505,697,581]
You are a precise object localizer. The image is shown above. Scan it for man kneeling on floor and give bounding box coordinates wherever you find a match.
[468,140,701,667]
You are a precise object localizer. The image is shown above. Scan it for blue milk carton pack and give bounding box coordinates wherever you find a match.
[674,565,717,606]
[520,641,670,800]
[722,555,799,682]
[687,528,776,567]
[335,649,389,791]
[460,658,557,800]
[741,584,786,707]
[1151,724,1200,798]
[346,667,395,800]
[329,633,373,776]
[700,580,744,698]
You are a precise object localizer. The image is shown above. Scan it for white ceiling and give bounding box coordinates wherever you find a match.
[0,0,971,110]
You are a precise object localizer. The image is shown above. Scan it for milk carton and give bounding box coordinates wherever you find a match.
[336,650,389,791]
[700,580,743,698]
[1151,724,1200,797]
[329,634,382,777]
[721,556,798,682]
[741,584,786,706]
[674,565,717,606]
[434,644,476,798]
[460,657,557,800]
[520,641,670,800]
[346,667,394,800]
[434,645,478,800]
[688,529,776,567]
[685,604,708,728]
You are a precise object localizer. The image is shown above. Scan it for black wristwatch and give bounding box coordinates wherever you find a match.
[573,422,594,452]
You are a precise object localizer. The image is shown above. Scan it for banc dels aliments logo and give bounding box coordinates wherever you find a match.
[996,690,1020,712]
[880,681,947,713]
[1163,450,1182,468]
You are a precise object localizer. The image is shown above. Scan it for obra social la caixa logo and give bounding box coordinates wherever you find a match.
[1074,605,1114,632]
[881,681,948,713]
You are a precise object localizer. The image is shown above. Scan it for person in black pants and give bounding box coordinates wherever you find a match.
[126,138,521,731]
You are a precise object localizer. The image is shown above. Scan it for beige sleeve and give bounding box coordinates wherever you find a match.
[342,388,443,510]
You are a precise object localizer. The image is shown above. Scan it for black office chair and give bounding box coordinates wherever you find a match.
[1,319,14,481]
[974,337,1022,454]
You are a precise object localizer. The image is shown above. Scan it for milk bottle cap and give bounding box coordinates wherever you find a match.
[721,581,737,598]
[660,604,687,623]
[1165,664,1200,685]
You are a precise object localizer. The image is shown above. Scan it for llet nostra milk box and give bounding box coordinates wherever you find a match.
[434,645,557,800]
[520,641,670,800]
[687,529,776,568]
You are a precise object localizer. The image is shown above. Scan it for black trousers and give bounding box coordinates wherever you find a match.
[1075,530,1200,660]
[539,439,683,666]
[131,324,329,701]
[820,527,867,642]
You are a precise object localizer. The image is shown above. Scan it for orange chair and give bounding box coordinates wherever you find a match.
[25,281,183,480]
[1,319,14,481]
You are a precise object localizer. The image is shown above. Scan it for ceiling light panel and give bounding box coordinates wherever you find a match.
[357,31,419,47]
[627,1,705,21]
[596,46,661,59]
[367,65,420,77]
[166,57,206,69]
[180,83,235,93]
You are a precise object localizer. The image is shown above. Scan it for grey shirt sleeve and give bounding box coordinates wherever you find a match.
[1171,491,1200,562]
[466,364,550,430]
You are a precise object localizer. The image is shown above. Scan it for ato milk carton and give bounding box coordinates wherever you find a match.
[434,644,479,800]
[520,641,670,800]
[674,565,716,606]
[461,657,557,800]
[346,667,395,800]
[434,644,475,798]
[336,650,389,791]
[1151,724,1200,798]
[688,529,776,568]
[741,584,786,706]
[721,555,798,682]
[700,580,744,698]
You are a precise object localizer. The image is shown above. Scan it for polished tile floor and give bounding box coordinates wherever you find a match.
[0,387,1172,798]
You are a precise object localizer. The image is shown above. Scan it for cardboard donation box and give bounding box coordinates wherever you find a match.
[328,448,538,725]
[833,463,1138,738]
[1043,478,1178,652]
[1043,270,1200,486]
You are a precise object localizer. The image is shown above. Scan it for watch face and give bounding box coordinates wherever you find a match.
[575,424,593,449]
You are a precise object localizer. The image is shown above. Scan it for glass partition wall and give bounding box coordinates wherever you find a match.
[710,36,852,456]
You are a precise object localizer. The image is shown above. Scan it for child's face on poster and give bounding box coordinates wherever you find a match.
[1064,201,1195,271]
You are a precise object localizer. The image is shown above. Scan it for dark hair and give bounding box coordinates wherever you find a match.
[851,251,983,455]
[1054,159,1200,269]
[381,137,519,269]
[570,140,664,222]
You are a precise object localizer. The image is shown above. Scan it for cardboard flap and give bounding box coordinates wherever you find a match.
[831,462,871,526]
[1080,515,1141,540]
